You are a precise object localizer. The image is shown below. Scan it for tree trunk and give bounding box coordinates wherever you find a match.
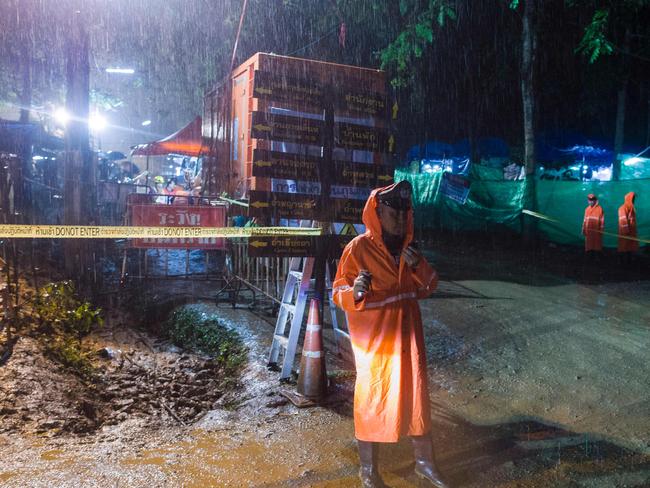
[63,9,92,280]
[18,0,32,124]
[521,0,537,178]
[646,82,650,147]
[612,28,631,182]
[19,41,32,124]
[612,81,627,181]
[521,0,538,241]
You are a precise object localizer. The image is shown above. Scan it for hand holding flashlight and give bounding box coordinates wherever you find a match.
[353,269,372,301]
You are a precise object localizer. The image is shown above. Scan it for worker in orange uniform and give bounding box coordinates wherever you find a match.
[582,193,604,259]
[333,180,448,488]
[618,192,638,264]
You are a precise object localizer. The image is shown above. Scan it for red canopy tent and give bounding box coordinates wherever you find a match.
[131,116,207,157]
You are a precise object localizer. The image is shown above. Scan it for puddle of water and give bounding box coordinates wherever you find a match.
[0,471,18,482]
[40,449,65,461]
[122,456,168,466]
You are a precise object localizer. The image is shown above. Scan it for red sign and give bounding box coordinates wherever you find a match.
[130,204,227,249]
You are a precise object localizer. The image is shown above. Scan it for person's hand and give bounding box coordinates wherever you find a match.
[353,270,372,301]
[402,244,421,268]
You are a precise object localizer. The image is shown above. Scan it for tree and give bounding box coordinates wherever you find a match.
[62,5,92,280]
[570,0,650,179]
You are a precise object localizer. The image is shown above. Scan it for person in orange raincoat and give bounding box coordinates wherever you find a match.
[618,192,638,262]
[582,193,604,255]
[333,181,448,488]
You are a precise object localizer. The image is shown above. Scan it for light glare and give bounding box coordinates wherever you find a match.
[54,108,69,125]
[105,68,135,74]
[89,113,106,131]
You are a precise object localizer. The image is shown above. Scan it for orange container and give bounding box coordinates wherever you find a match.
[203,53,389,198]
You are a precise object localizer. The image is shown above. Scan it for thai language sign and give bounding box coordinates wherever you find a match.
[252,71,323,108]
[129,204,227,249]
[335,122,394,153]
[253,71,387,117]
[252,149,320,181]
[251,111,323,145]
[249,190,318,220]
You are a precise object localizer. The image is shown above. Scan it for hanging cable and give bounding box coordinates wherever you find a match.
[229,0,249,74]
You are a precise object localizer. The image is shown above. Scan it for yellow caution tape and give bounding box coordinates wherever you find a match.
[0,225,322,239]
[596,229,650,244]
[521,209,561,223]
[523,209,650,244]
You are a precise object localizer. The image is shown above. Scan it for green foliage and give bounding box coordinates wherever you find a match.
[34,281,103,338]
[33,281,103,378]
[165,307,247,375]
[90,90,124,112]
[46,335,95,379]
[576,9,615,63]
[380,0,456,87]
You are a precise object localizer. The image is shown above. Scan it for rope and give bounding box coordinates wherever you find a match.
[523,209,649,244]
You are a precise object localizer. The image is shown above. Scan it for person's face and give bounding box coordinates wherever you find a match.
[588,198,596,207]
[377,202,408,237]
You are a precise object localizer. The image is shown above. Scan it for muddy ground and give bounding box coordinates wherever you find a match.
[1,237,650,487]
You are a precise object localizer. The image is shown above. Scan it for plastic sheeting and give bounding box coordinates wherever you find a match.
[395,168,649,247]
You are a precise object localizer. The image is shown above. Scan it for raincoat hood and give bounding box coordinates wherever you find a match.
[362,182,414,249]
[624,192,636,208]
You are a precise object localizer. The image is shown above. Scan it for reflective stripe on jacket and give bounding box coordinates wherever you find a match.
[582,203,604,251]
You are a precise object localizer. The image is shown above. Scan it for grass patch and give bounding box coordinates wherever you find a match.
[165,307,247,376]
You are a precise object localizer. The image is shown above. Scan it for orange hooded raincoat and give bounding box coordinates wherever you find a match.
[618,191,638,252]
[332,186,438,443]
[582,197,604,251]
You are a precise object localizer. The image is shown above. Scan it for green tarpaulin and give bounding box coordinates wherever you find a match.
[395,168,649,247]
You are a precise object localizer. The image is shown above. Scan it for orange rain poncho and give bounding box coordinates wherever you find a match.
[332,186,438,443]
[582,196,604,251]
[618,191,639,252]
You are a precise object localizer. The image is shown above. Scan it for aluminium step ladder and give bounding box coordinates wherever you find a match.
[268,255,349,380]
[267,255,316,380]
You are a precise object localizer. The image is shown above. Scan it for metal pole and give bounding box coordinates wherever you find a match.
[313,87,334,306]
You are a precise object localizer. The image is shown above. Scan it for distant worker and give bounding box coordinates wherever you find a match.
[181,167,194,190]
[162,177,177,204]
[582,193,604,258]
[153,176,167,204]
[333,180,448,488]
[118,160,140,182]
[617,192,638,263]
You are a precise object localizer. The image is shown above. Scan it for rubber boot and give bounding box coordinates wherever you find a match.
[357,440,387,488]
[411,435,449,488]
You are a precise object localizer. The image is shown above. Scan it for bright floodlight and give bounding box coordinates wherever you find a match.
[141,120,152,126]
[54,107,69,125]
[89,113,106,131]
[105,67,135,74]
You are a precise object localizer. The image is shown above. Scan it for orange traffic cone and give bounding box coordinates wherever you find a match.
[296,298,327,401]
